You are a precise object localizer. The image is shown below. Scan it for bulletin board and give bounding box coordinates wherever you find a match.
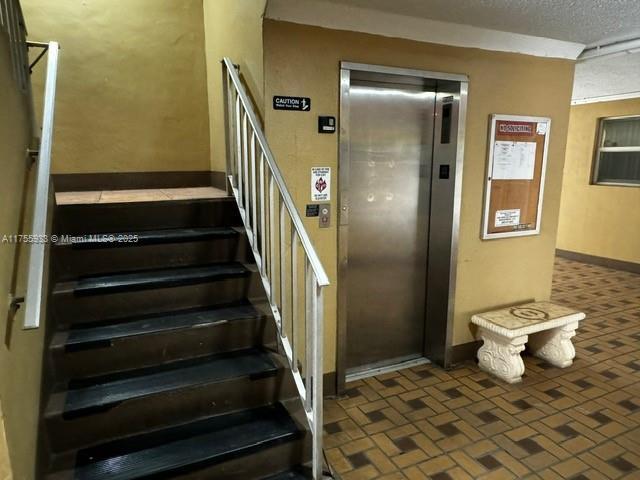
[481,114,551,240]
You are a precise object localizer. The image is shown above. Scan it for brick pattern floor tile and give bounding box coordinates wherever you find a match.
[324,257,640,479]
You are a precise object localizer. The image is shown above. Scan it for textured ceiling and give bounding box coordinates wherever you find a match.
[324,0,640,45]
[573,53,640,101]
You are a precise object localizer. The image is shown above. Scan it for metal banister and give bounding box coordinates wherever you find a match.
[23,40,59,329]
[222,57,329,288]
[222,57,329,479]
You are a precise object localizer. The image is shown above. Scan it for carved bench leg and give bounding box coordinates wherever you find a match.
[476,328,527,384]
[528,321,578,368]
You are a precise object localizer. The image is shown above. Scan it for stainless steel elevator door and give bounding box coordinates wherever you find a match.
[345,80,436,372]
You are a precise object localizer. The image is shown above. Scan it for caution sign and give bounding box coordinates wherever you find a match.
[273,96,311,111]
[311,167,330,202]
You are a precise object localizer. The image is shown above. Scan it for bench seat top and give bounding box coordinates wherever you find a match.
[471,301,585,338]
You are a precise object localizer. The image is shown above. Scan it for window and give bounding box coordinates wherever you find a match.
[593,115,640,186]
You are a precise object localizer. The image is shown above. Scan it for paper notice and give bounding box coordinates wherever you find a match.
[492,141,537,180]
[536,122,548,135]
[495,209,520,227]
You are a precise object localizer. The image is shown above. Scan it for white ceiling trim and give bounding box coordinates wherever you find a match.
[265,0,585,60]
[571,91,640,106]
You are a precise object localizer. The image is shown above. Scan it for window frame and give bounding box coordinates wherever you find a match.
[592,114,640,187]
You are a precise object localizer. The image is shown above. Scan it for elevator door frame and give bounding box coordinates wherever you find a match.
[337,62,469,394]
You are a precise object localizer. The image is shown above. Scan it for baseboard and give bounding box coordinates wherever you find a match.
[52,171,227,192]
[556,249,640,274]
[323,371,337,397]
[450,341,481,365]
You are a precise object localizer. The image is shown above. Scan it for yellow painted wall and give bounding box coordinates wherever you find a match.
[263,20,575,371]
[557,98,640,264]
[0,32,43,480]
[22,0,210,174]
[202,0,266,172]
[0,404,12,480]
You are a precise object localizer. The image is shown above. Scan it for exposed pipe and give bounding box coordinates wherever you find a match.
[578,37,640,62]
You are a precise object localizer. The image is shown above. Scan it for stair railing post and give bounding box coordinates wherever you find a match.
[235,97,242,204]
[221,68,233,194]
[290,231,299,374]
[259,153,267,277]
[279,201,287,341]
[312,281,324,479]
[304,260,313,413]
[250,133,258,250]
[242,113,249,217]
[268,176,279,328]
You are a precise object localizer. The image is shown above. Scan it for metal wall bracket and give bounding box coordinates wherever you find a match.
[26,41,51,73]
[9,295,25,312]
[27,148,39,164]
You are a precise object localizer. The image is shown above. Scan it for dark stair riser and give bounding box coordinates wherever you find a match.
[54,199,240,235]
[52,316,276,381]
[52,273,266,326]
[160,439,309,480]
[262,468,311,480]
[46,365,296,455]
[52,236,251,280]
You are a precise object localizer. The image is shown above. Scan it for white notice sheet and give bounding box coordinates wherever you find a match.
[492,141,537,180]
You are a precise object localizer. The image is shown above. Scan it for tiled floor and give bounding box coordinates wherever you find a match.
[324,257,640,479]
[55,186,228,205]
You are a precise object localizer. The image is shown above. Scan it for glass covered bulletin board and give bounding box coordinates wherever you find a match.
[481,114,551,239]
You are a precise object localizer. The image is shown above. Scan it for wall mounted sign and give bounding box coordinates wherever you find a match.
[481,114,551,240]
[273,96,311,111]
[311,166,331,202]
[306,204,320,217]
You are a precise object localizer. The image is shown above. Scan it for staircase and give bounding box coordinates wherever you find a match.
[38,195,312,479]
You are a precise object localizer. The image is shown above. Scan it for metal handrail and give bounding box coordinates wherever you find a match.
[222,57,328,479]
[223,58,329,288]
[23,41,59,329]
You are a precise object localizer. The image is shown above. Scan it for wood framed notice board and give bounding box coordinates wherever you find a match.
[482,114,551,240]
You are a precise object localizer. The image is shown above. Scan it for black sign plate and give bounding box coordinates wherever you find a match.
[273,96,311,111]
[306,204,320,217]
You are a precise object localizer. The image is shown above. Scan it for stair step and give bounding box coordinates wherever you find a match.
[57,226,239,248]
[66,404,300,480]
[54,197,241,235]
[69,262,250,296]
[57,302,264,351]
[52,348,277,418]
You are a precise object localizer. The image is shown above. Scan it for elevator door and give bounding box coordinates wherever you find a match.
[345,79,436,373]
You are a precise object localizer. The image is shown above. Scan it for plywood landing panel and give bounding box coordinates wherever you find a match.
[56,187,228,205]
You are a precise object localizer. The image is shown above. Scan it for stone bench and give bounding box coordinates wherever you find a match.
[471,301,585,384]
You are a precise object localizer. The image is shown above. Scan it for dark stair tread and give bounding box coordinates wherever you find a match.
[68,403,300,480]
[69,262,250,295]
[53,348,277,417]
[59,302,264,350]
[57,226,239,248]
